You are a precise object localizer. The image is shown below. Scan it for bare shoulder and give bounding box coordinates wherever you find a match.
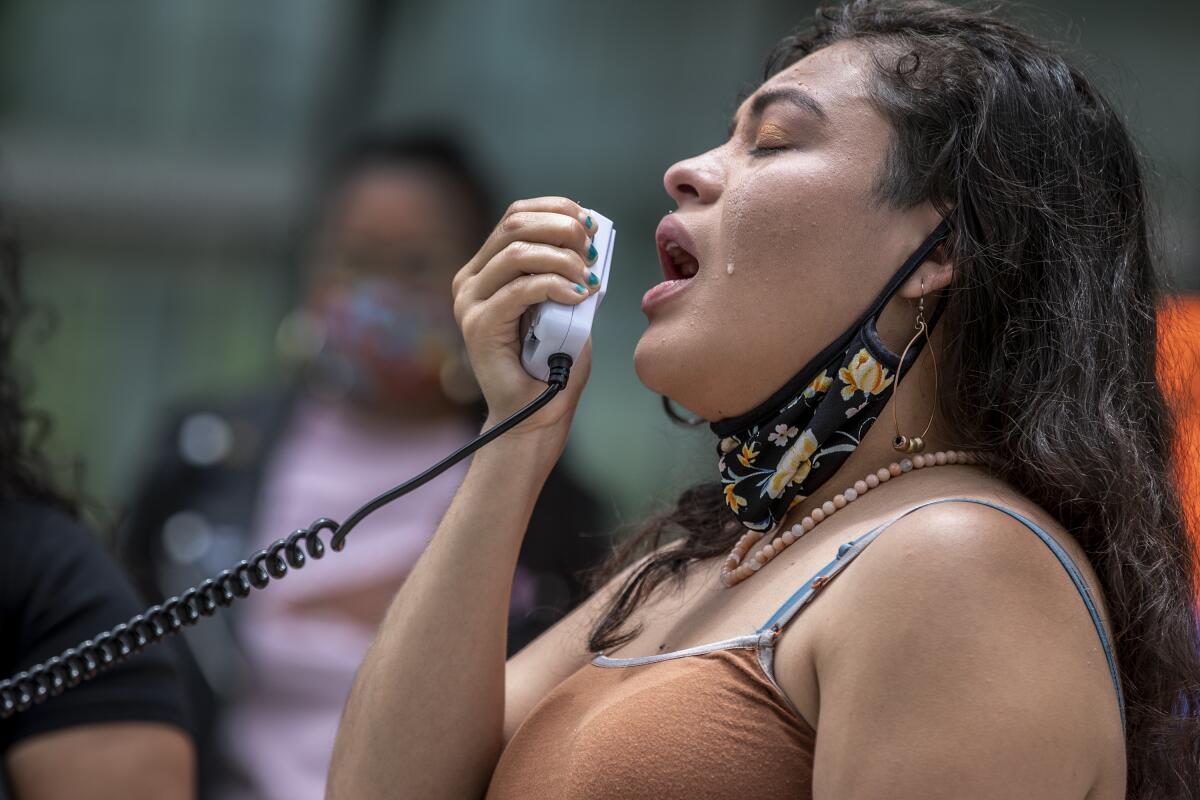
[840,496,1094,601]
[829,496,1116,649]
[799,496,1125,798]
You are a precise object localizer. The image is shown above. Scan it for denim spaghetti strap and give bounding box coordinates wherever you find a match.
[756,497,1126,731]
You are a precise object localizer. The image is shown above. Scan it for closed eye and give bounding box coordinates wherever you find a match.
[748,145,788,157]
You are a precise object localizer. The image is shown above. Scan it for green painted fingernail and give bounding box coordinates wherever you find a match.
[574,283,586,294]
[587,271,599,286]
[585,215,594,230]
[587,243,598,262]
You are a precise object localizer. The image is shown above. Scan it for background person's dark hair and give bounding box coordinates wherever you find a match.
[0,214,75,515]
[281,128,498,306]
[319,128,496,246]
[583,1,1200,796]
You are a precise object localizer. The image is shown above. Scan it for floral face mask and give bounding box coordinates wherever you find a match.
[713,220,951,531]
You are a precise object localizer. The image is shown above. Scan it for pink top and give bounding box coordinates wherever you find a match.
[215,397,485,800]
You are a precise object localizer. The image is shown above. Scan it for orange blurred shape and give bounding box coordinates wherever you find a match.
[1158,294,1200,599]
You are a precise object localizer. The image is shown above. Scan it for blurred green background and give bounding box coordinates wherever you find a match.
[2,0,1197,533]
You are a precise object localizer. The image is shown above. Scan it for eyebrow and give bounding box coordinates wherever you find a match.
[727,87,828,138]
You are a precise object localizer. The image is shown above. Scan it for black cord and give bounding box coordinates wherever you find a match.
[0,353,573,720]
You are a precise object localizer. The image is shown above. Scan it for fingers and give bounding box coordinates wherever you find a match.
[454,197,596,288]
[461,240,596,305]
[491,197,596,265]
[460,272,589,339]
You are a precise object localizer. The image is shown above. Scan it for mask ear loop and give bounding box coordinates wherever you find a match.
[892,277,938,453]
[662,395,706,427]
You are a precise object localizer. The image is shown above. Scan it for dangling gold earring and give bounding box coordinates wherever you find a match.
[892,278,937,454]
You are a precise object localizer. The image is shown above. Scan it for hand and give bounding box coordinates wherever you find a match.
[452,197,599,441]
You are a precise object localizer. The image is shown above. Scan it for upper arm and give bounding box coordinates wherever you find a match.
[502,546,664,744]
[806,503,1120,799]
[6,722,194,800]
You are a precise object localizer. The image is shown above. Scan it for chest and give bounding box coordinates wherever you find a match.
[596,524,868,729]
[487,649,816,800]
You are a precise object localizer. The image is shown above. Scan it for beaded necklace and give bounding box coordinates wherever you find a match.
[721,449,982,587]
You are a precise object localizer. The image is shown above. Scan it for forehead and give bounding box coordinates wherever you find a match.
[331,166,468,239]
[734,40,873,123]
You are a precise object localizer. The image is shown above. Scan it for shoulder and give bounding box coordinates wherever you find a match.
[3,499,129,593]
[829,497,1108,632]
[798,497,1122,796]
[0,500,190,752]
[820,496,1116,686]
[0,498,152,656]
[845,497,1078,592]
[0,496,82,534]
[0,499,97,581]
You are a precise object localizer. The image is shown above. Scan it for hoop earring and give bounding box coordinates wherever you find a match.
[892,279,937,453]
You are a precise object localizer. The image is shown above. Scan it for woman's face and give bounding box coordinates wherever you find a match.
[634,41,942,421]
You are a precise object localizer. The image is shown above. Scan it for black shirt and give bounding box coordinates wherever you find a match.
[0,499,189,796]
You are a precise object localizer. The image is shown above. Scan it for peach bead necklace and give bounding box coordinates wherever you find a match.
[721,449,983,587]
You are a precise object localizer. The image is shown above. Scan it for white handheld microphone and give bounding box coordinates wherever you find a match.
[520,210,615,381]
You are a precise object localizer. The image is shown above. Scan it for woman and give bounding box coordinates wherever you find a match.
[0,223,194,795]
[328,1,1200,797]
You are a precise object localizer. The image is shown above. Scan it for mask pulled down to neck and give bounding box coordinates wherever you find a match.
[712,220,950,531]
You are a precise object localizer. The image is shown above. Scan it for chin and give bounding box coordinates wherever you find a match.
[633,327,715,421]
[632,333,668,395]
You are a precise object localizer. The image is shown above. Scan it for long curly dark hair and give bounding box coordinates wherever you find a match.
[0,214,75,514]
[584,2,1200,796]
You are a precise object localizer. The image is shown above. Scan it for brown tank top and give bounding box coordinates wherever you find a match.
[484,499,1125,799]
[486,638,814,799]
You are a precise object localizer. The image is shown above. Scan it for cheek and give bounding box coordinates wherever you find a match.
[723,162,885,360]
[721,156,863,279]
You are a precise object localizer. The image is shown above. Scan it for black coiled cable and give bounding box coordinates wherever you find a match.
[0,353,573,720]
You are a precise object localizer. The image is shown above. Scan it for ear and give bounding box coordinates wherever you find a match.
[896,241,954,300]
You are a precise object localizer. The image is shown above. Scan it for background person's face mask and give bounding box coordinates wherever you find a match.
[712,220,951,531]
[307,277,469,410]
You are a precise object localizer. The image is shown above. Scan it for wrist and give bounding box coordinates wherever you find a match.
[474,421,566,471]
[481,408,570,444]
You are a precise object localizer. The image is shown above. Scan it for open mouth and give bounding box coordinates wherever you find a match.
[660,239,699,280]
[655,212,703,283]
[645,218,701,313]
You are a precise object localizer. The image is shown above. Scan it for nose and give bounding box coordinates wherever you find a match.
[662,150,723,207]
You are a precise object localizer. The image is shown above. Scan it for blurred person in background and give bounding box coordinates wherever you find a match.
[119,130,608,800]
[0,218,194,798]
